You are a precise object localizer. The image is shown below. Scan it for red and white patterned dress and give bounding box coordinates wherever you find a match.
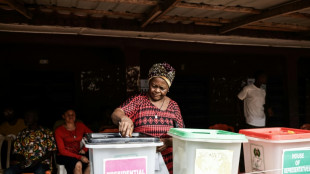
[120,93,184,174]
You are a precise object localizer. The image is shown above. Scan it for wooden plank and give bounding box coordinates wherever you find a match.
[45,6,144,18]
[220,0,310,34]
[243,22,310,32]
[176,2,261,14]
[252,21,310,31]
[162,2,310,20]
[284,12,310,20]
[141,0,180,27]
[194,22,222,27]
[79,0,157,6]
[3,0,32,19]
[160,15,231,24]
[193,19,310,32]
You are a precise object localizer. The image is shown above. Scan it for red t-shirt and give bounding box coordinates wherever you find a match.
[55,121,92,160]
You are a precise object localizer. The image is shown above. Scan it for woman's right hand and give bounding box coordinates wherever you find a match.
[119,116,134,137]
[81,156,89,163]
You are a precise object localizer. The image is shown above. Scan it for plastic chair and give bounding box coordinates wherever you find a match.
[56,165,67,174]
[0,135,4,170]
[6,136,12,169]
[209,123,235,132]
[0,135,13,170]
[53,151,67,174]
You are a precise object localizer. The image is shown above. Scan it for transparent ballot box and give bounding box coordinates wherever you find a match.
[168,128,247,174]
[240,127,310,174]
[84,132,163,174]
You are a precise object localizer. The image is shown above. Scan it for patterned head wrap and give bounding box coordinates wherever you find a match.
[148,62,175,87]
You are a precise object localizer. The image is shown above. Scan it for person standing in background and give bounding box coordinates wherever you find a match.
[238,71,273,128]
[0,106,27,170]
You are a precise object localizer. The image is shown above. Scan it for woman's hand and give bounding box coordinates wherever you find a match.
[157,138,172,152]
[80,156,89,163]
[19,159,32,169]
[111,108,134,137]
[79,149,86,155]
[119,116,134,137]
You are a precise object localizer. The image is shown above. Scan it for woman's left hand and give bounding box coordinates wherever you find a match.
[80,156,89,163]
[157,138,172,152]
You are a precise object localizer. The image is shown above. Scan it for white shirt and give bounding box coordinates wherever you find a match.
[238,84,266,127]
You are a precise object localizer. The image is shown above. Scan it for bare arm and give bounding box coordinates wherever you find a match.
[157,138,172,152]
[111,108,134,137]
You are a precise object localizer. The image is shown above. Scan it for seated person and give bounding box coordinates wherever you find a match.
[0,106,26,138]
[55,109,92,174]
[0,106,27,169]
[4,109,57,174]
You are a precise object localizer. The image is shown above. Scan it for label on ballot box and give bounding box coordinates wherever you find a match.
[104,156,147,174]
[282,148,310,174]
[250,144,265,172]
[195,149,233,174]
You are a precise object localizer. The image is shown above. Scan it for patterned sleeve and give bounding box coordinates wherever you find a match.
[172,101,185,128]
[46,129,57,151]
[120,94,143,120]
[13,131,24,155]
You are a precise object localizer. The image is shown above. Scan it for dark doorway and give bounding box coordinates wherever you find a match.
[10,70,75,129]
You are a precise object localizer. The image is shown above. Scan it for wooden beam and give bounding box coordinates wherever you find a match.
[43,6,144,18]
[243,25,296,32]
[141,5,162,27]
[220,0,310,34]
[194,22,222,27]
[243,21,310,32]
[3,0,32,19]
[253,21,310,31]
[284,12,310,20]
[176,2,261,14]
[176,2,310,21]
[79,0,157,6]
[160,15,231,24]
[162,15,310,32]
[190,18,310,32]
[141,0,180,27]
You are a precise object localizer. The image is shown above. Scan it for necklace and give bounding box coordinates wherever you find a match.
[72,129,76,139]
[65,124,77,138]
[154,98,165,119]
